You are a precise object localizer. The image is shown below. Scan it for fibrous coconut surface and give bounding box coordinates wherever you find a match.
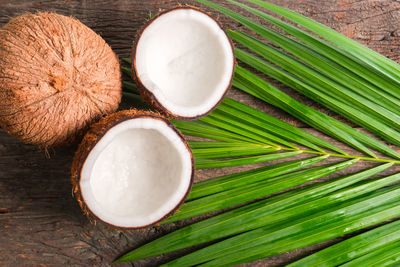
[0,12,121,147]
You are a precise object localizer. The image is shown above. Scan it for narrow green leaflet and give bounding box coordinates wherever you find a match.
[289,219,400,267]
[242,0,400,86]
[229,30,400,145]
[188,156,329,200]
[210,106,320,151]
[234,66,376,157]
[341,241,400,267]
[191,142,278,159]
[166,184,400,266]
[122,81,138,94]
[115,163,389,263]
[200,114,295,148]
[121,66,131,76]
[168,158,352,223]
[232,41,400,146]
[188,141,265,149]
[195,151,302,169]
[121,57,131,64]
[199,202,400,267]
[222,98,340,153]
[234,67,400,160]
[228,0,400,102]
[172,120,260,144]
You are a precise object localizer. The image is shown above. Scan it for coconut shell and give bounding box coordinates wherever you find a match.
[131,6,235,120]
[0,12,122,147]
[71,110,194,230]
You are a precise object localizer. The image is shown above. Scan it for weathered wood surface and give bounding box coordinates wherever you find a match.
[1,0,400,266]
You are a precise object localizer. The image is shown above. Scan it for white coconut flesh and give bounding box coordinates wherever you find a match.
[135,8,234,117]
[79,118,192,228]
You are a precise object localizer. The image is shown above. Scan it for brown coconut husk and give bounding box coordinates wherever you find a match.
[0,12,122,147]
[71,109,194,230]
[130,6,235,120]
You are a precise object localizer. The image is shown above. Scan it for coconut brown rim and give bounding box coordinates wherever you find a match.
[131,6,235,120]
[0,12,122,147]
[71,110,194,230]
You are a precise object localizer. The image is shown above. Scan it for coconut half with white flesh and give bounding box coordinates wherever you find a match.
[132,7,235,119]
[71,110,194,229]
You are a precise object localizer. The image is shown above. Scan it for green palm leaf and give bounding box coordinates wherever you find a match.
[227,0,400,106]
[220,98,334,152]
[289,219,400,266]
[166,157,348,223]
[186,156,329,201]
[231,31,400,145]
[241,0,400,87]
[190,141,279,159]
[115,165,396,263]
[341,241,400,267]
[117,1,400,265]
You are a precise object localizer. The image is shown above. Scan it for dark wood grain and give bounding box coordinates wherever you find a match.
[1,0,400,266]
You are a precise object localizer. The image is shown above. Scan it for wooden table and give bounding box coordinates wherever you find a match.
[1,0,399,266]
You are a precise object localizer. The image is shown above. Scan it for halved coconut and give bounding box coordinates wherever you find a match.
[71,110,194,229]
[132,7,235,119]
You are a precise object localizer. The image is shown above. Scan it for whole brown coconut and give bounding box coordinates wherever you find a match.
[0,12,122,147]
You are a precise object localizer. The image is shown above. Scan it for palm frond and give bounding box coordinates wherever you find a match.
[186,156,329,201]
[166,157,346,223]
[228,0,400,106]
[289,219,400,266]
[115,166,397,263]
[231,32,400,145]
[117,0,400,265]
[340,241,400,267]
[240,0,400,86]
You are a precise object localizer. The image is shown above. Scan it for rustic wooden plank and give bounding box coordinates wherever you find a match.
[1,0,400,266]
